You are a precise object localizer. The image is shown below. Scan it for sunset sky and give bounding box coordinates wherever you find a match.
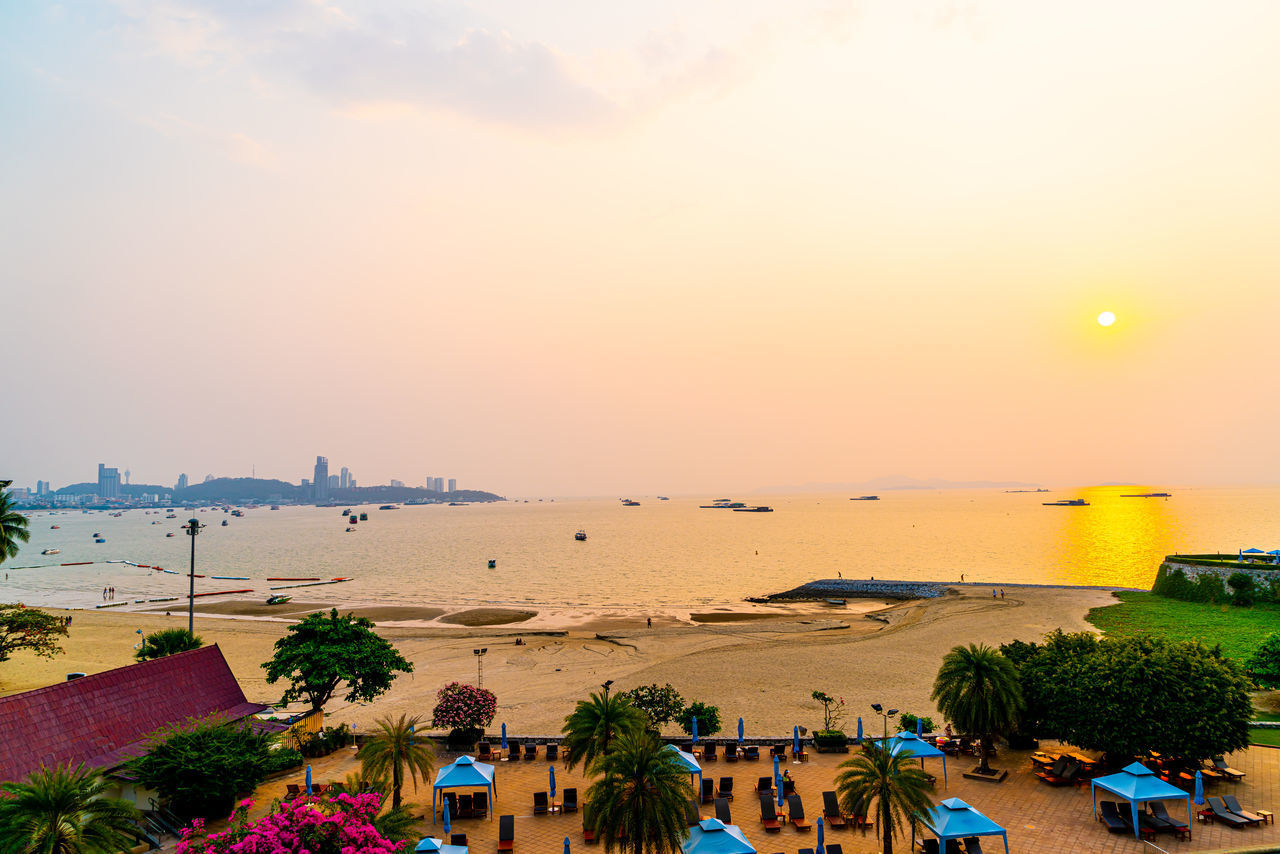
[5,1,1280,495]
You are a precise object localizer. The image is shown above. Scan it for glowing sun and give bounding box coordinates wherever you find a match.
[1097,311,1117,327]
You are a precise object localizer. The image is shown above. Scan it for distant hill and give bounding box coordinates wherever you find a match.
[176,478,302,502]
[757,475,1043,493]
[56,482,172,496]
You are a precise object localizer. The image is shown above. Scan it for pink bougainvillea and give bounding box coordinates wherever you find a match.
[431,682,497,730]
[176,792,404,854]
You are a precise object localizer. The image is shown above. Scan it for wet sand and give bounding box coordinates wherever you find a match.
[0,584,1115,738]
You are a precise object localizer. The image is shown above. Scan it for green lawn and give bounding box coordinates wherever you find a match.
[1250,728,1280,747]
[1086,592,1279,662]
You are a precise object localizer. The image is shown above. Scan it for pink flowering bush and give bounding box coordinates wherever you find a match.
[176,792,404,854]
[431,682,497,730]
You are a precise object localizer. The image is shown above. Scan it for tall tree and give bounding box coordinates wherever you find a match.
[0,491,30,566]
[931,643,1024,774]
[834,745,934,854]
[0,764,141,854]
[262,609,412,713]
[0,603,68,664]
[135,628,203,661]
[584,731,692,854]
[359,714,434,811]
[561,691,645,773]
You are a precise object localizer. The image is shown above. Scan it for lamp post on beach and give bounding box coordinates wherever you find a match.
[184,518,204,633]
[601,679,615,755]
[473,648,487,687]
[870,704,898,742]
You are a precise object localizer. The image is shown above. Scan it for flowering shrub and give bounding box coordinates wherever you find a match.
[177,792,404,854]
[431,682,497,730]
[811,690,846,732]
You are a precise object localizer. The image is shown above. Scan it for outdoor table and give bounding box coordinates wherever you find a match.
[1197,809,1213,824]
[1256,809,1273,825]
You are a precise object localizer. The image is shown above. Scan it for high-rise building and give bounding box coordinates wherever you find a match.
[36,480,48,496]
[301,478,310,488]
[448,478,457,493]
[176,473,189,490]
[328,474,340,489]
[348,478,357,488]
[391,479,404,488]
[340,467,350,489]
[97,464,121,499]
[425,476,434,491]
[313,456,329,500]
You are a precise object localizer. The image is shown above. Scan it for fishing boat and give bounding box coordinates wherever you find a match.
[166,532,175,537]
[378,505,397,510]
[621,499,641,506]
[1121,492,1172,498]
[41,548,60,555]
[265,595,292,605]
[94,538,106,543]
[1043,498,1089,506]
[699,500,746,509]
[824,598,847,606]
[851,495,880,501]
[657,496,670,500]
[50,525,60,529]
[575,530,588,541]
[221,520,229,526]
[733,506,774,512]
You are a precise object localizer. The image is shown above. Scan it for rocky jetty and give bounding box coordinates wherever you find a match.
[751,578,949,602]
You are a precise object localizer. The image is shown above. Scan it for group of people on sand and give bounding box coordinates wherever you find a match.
[102,586,117,601]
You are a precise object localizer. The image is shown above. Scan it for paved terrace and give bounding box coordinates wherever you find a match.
[243,741,1280,854]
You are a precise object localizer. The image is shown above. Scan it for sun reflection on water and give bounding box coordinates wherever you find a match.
[1053,486,1183,587]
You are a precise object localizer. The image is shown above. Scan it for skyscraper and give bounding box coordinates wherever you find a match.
[313,456,329,500]
[340,467,350,489]
[176,473,189,490]
[448,478,457,493]
[97,464,121,499]
[433,477,444,493]
[328,474,339,489]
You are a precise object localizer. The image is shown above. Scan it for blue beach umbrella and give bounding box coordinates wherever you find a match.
[692,716,699,744]
[550,765,557,800]
[916,716,923,737]
[564,837,570,854]
[1194,770,1204,806]
[443,798,451,836]
[793,726,800,758]
[738,717,744,744]
[501,722,508,751]
[856,717,863,744]
[305,765,312,796]
[817,816,824,854]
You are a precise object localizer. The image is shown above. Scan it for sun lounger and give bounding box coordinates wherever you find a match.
[524,742,538,760]
[717,777,734,800]
[1099,800,1131,833]
[771,744,787,759]
[458,794,473,817]
[561,788,578,814]
[533,791,549,815]
[546,743,559,761]
[782,778,796,796]
[962,838,983,854]
[497,814,515,851]
[822,791,847,827]
[285,784,301,799]
[798,848,815,854]
[506,740,519,760]
[759,795,781,832]
[825,845,844,854]
[715,797,732,824]
[945,842,964,854]
[744,745,760,760]
[685,799,701,826]
[917,840,940,854]
[583,805,596,843]
[1148,801,1186,830]
[788,794,812,830]
[450,834,467,847]
[1222,794,1265,825]
[701,778,715,804]
[472,790,489,818]
[703,743,718,761]
[1207,797,1250,828]
[477,742,493,760]
[724,743,738,762]
[1139,811,1176,835]
[756,777,774,797]
[1213,758,1246,780]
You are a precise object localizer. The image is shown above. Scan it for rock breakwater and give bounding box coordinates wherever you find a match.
[751,578,949,602]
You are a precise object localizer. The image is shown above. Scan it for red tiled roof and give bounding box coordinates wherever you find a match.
[0,644,268,782]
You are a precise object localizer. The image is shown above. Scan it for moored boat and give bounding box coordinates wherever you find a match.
[575,530,588,541]
[1043,498,1089,506]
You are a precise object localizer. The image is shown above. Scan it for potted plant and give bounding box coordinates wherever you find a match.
[811,691,848,751]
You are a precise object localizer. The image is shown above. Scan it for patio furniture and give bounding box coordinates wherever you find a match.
[724,743,738,762]
[1212,758,1245,781]
[716,777,734,800]
[703,743,718,761]
[822,791,847,828]
[756,777,774,797]
[685,799,700,826]
[561,788,578,814]
[744,745,760,760]
[759,794,781,832]
[523,743,537,761]
[477,742,493,761]
[471,791,489,819]
[1222,794,1266,826]
[701,778,714,804]
[787,794,812,830]
[1206,797,1250,827]
[533,791,549,815]
[497,814,515,851]
[962,837,983,854]
[715,797,731,824]
[1099,800,1132,833]
[450,835,467,847]
[545,743,558,761]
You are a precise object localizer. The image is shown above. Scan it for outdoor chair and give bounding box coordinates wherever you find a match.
[724,743,739,762]
[1222,794,1265,825]
[472,791,489,818]
[1213,758,1246,780]
[583,805,596,843]
[1148,800,1187,832]
[787,794,811,830]
[794,743,808,763]
[822,791,847,827]
[772,744,787,759]
[477,742,493,760]
[715,797,731,824]
[562,788,578,814]
[285,784,301,799]
[744,745,760,760]
[759,794,781,832]
[701,778,715,804]
[782,778,796,796]
[458,794,473,818]
[442,793,458,819]
[703,743,718,761]
[1098,800,1131,833]
[917,840,940,854]
[497,814,515,851]
[681,742,694,754]
[1139,810,1177,835]
[962,838,983,854]
[825,845,843,854]
[506,740,520,760]
[451,835,468,847]
[798,849,815,854]
[756,777,773,797]
[533,791,549,815]
[685,799,701,826]
[717,777,734,800]
[945,842,964,854]
[524,742,538,760]
[1207,796,1251,827]
[311,784,327,796]
[546,743,559,761]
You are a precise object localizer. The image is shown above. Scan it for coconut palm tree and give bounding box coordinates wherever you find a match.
[0,764,141,854]
[834,744,934,854]
[359,714,434,811]
[135,628,204,661]
[0,491,30,566]
[584,731,692,854]
[561,690,646,773]
[931,642,1024,774]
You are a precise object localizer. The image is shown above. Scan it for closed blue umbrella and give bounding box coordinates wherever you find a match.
[410,722,415,744]
[916,716,923,737]
[773,754,782,807]
[501,722,508,751]
[550,765,557,800]
[793,726,800,759]
[692,715,699,744]
[817,816,824,854]
[856,717,863,744]
[1194,770,1204,806]
[564,837,570,854]
[738,717,744,744]
[305,765,312,796]
[443,798,451,836]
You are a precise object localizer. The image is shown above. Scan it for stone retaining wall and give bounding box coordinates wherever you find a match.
[1161,560,1280,588]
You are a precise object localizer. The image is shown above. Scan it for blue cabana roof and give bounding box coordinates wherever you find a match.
[872,732,947,786]
[682,818,756,854]
[415,838,469,854]
[664,744,704,785]
[1090,762,1193,839]
[432,755,496,821]
[917,798,1008,854]
[1243,548,1266,554]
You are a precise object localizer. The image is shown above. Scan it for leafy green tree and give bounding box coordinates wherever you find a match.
[561,691,645,773]
[0,764,141,854]
[620,683,685,730]
[132,716,275,819]
[1227,572,1256,607]
[931,643,1023,774]
[262,609,412,713]
[0,491,30,567]
[584,731,693,854]
[834,744,934,854]
[359,714,434,811]
[1246,632,1280,689]
[0,603,68,664]
[136,627,204,661]
[678,701,721,737]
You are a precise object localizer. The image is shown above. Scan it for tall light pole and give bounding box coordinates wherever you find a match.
[473,648,488,687]
[601,679,615,755]
[184,518,204,633]
[870,703,898,742]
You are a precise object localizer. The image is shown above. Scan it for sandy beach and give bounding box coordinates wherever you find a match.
[0,585,1115,737]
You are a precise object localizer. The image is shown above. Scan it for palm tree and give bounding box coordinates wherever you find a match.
[135,628,204,661]
[931,642,1024,774]
[359,714,434,811]
[0,491,30,566]
[834,745,934,854]
[0,764,141,854]
[584,731,692,854]
[561,691,645,773]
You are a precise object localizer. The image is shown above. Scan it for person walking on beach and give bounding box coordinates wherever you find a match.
[992,589,997,599]
[999,588,1004,599]
[102,587,107,600]
[647,617,652,628]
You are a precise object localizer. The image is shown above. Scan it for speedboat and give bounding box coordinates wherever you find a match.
[266,595,292,605]
[221,520,229,526]
[41,548,60,555]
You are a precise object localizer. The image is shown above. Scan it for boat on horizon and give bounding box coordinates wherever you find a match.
[575,530,588,541]
[700,500,746,509]
[733,506,774,512]
[1121,492,1172,498]
[1044,498,1089,506]
[621,499,641,506]
[851,496,880,501]
[378,504,397,510]
[657,496,670,500]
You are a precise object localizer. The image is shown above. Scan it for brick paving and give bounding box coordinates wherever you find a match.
[251,741,1280,854]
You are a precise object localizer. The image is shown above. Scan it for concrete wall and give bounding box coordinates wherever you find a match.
[1160,560,1280,588]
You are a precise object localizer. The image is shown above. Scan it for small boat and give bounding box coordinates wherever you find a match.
[378,504,397,510]
[265,595,292,605]
[359,512,368,520]
[94,538,106,543]
[699,500,746,509]
[851,496,880,501]
[621,499,641,506]
[341,508,351,515]
[41,548,60,555]
[1043,499,1089,506]
[166,513,177,519]
[50,525,60,529]
[92,532,101,537]
[657,496,670,501]
[824,598,847,606]
[733,506,774,512]
[270,505,280,510]
[448,502,467,506]
[1121,493,1172,498]
[345,527,355,532]
[575,530,588,541]
[221,520,229,526]
[166,532,175,537]
[488,559,497,568]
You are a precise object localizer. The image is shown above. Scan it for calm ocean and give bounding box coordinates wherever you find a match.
[7,485,1278,612]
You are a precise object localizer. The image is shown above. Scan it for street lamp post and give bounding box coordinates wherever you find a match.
[601,679,615,755]
[473,648,488,687]
[184,518,204,634]
[870,703,898,742]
